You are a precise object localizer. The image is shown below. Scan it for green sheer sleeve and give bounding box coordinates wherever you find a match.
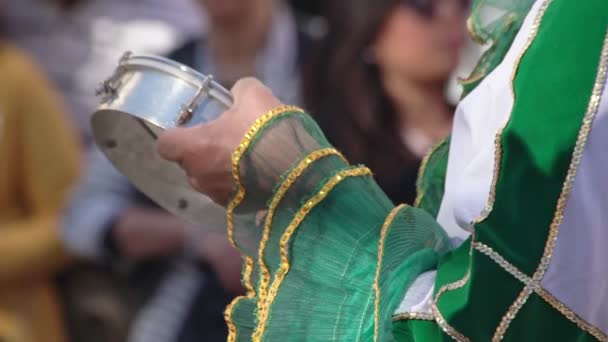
[223,106,450,341]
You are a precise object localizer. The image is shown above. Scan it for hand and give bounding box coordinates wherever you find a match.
[198,232,245,294]
[113,207,189,259]
[157,78,282,206]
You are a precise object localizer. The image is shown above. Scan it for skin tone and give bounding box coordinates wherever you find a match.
[114,0,280,293]
[373,0,467,156]
[158,78,284,206]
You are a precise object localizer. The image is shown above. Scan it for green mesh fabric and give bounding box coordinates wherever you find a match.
[461,0,536,97]
[227,111,450,341]
[415,138,450,218]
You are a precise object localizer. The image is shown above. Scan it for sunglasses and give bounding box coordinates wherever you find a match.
[402,0,472,18]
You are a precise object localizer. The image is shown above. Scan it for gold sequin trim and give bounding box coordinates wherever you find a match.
[256,148,346,325]
[533,26,608,282]
[493,287,534,342]
[536,288,608,342]
[252,167,373,341]
[373,204,407,342]
[392,312,435,322]
[227,104,303,248]
[225,105,303,342]
[432,268,472,342]
[472,0,553,339]
[414,139,447,208]
[474,242,535,287]
[474,241,608,341]
[225,257,255,342]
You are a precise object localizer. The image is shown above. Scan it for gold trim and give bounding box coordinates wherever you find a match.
[432,237,475,342]
[431,1,551,340]
[492,287,534,342]
[392,312,435,322]
[256,148,347,324]
[227,104,303,248]
[225,104,302,342]
[536,288,608,342]
[373,204,407,341]
[414,139,447,208]
[432,269,472,342]
[473,242,534,287]
[474,241,608,341]
[473,0,552,339]
[252,167,373,341]
[533,27,608,282]
[225,258,255,342]
[467,15,487,45]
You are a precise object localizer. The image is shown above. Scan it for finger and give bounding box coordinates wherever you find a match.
[156,127,197,162]
[230,77,266,105]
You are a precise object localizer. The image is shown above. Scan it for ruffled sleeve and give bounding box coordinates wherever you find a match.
[224,106,450,341]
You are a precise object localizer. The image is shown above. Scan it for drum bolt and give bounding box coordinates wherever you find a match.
[104,139,117,149]
[178,199,189,210]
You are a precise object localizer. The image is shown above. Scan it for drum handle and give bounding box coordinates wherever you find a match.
[176,76,235,126]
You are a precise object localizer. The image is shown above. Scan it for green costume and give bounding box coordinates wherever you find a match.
[223,1,608,340]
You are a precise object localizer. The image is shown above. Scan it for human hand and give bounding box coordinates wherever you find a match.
[157,78,282,206]
[198,232,245,294]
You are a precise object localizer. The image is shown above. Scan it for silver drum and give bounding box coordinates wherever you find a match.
[91,52,232,228]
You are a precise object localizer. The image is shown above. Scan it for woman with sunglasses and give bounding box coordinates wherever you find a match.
[157,0,608,340]
[304,0,469,206]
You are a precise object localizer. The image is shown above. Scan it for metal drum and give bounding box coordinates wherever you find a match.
[91,51,232,228]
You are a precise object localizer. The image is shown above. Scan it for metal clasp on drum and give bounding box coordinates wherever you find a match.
[95,51,133,103]
[176,75,213,126]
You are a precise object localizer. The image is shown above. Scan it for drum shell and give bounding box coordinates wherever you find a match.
[91,54,230,230]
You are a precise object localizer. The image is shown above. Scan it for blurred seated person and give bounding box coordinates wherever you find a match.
[172,0,312,104]
[62,0,310,341]
[304,0,469,204]
[0,41,80,342]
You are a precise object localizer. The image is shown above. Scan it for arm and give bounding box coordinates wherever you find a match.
[158,79,451,340]
[0,56,80,282]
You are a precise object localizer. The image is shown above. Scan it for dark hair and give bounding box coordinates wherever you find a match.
[303,0,413,181]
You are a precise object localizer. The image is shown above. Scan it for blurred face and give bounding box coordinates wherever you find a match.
[373,0,469,82]
[198,0,266,26]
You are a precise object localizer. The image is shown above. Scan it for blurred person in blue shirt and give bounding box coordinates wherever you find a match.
[63,0,313,341]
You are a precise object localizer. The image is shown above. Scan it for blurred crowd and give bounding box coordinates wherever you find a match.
[0,0,478,341]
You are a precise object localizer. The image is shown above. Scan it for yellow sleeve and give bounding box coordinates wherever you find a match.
[0,52,81,282]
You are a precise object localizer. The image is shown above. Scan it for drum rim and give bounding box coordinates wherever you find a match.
[122,53,205,82]
[120,53,232,106]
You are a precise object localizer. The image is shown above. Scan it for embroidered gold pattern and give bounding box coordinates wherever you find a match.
[256,148,346,325]
[225,105,302,342]
[252,167,373,341]
[373,204,407,341]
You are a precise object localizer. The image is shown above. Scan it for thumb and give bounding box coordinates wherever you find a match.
[157,126,198,163]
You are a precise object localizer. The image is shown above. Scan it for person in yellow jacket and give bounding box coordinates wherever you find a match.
[0,42,80,342]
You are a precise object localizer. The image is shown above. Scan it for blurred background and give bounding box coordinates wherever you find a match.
[0,0,481,341]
